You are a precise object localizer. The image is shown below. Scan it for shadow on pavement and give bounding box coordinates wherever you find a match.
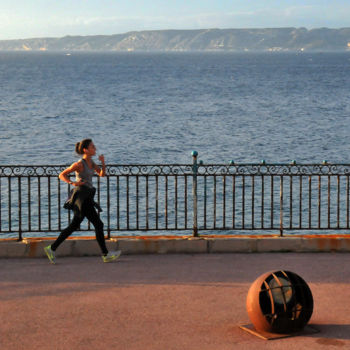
[309,324,350,341]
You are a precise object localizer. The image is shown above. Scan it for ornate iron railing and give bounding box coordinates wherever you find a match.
[1,153,350,240]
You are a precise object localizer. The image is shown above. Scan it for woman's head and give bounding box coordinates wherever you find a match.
[75,139,95,156]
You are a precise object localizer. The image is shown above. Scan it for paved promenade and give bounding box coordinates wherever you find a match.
[1,252,350,349]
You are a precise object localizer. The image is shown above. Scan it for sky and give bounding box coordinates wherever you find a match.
[0,0,349,40]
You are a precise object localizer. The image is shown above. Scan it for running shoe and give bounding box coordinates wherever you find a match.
[102,250,122,263]
[44,245,56,264]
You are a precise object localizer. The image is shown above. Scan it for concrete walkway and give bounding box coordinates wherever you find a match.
[1,253,350,349]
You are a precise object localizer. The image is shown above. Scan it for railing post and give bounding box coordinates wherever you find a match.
[280,176,284,237]
[107,175,111,239]
[192,151,199,237]
[18,177,22,241]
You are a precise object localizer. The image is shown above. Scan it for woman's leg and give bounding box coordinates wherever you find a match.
[83,202,108,255]
[51,213,84,251]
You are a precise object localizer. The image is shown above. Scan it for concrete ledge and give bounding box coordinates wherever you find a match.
[0,241,28,258]
[300,237,350,252]
[71,239,118,256]
[115,237,207,254]
[256,237,303,252]
[1,236,350,258]
[208,238,256,253]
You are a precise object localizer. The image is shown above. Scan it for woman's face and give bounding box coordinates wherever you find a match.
[83,142,96,156]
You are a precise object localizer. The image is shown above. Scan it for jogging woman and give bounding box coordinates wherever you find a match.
[44,139,121,263]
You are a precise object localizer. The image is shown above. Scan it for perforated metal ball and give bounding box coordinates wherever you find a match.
[246,270,313,334]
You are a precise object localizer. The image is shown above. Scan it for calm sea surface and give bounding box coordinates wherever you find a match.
[1,51,350,165]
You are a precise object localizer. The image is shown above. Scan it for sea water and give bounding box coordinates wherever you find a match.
[1,51,350,165]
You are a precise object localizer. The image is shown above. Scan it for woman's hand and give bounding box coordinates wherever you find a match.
[98,154,105,164]
[97,154,106,177]
[72,180,85,186]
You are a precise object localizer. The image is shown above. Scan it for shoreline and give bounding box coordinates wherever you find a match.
[1,234,350,258]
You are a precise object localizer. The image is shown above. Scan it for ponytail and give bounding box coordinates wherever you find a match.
[75,139,92,155]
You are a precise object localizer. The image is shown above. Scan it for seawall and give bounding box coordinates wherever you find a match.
[1,234,350,258]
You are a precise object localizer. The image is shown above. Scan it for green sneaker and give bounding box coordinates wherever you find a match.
[44,245,56,264]
[102,250,121,263]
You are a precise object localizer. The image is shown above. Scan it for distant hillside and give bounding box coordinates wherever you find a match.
[1,28,350,52]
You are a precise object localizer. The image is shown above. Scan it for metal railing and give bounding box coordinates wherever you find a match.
[1,153,350,240]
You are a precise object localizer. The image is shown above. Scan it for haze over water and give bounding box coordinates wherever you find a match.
[1,51,350,165]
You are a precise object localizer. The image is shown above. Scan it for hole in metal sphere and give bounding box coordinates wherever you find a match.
[269,277,293,304]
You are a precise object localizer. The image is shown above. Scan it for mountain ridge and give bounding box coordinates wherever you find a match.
[1,27,350,52]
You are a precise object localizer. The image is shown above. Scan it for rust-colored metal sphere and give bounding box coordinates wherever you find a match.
[246,270,313,334]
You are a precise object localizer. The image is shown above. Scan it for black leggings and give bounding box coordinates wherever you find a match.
[51,199,108,255]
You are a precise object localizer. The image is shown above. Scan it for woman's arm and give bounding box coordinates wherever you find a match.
[94,155,106,177]
[59,162,84,186]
